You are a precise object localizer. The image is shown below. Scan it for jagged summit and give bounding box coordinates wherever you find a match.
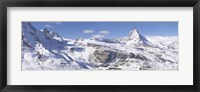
[128,28,140,39]
[42,28,64,42]
[118,28,152,46]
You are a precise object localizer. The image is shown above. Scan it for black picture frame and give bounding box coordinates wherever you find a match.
[0,0,200,92]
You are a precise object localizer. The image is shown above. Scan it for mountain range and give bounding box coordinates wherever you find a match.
[22,22,178,70]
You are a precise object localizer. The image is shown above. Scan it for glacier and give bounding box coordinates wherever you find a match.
[22,22,178,70]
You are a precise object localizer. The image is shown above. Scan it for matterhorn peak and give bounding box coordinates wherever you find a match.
[130,28,139,34]
[128,28,140,39]
[124,27,152,46]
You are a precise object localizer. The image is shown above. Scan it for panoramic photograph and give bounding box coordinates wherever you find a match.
[22,22,178,70]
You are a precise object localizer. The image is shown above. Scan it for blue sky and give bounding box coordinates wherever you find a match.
[30,22,178,39]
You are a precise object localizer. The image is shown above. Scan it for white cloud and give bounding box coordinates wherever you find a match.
[99,30,110,34]
[45,24,54,28]
[92,34,105,39]
[83,30,94,34]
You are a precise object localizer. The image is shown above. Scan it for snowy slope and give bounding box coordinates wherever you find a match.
[22,22,178,70]
[146,36,178,50]
[22,22,87,70]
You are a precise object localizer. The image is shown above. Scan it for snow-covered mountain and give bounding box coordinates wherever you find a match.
[116,28,153,47]
[22,22,178,70]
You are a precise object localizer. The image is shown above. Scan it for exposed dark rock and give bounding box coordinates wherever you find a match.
[107,67,121,70]
[93,50,116,63]
[22,40,32,48]
[37,52,45,61]
[135,54,148,61]
[115,52,129,59]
